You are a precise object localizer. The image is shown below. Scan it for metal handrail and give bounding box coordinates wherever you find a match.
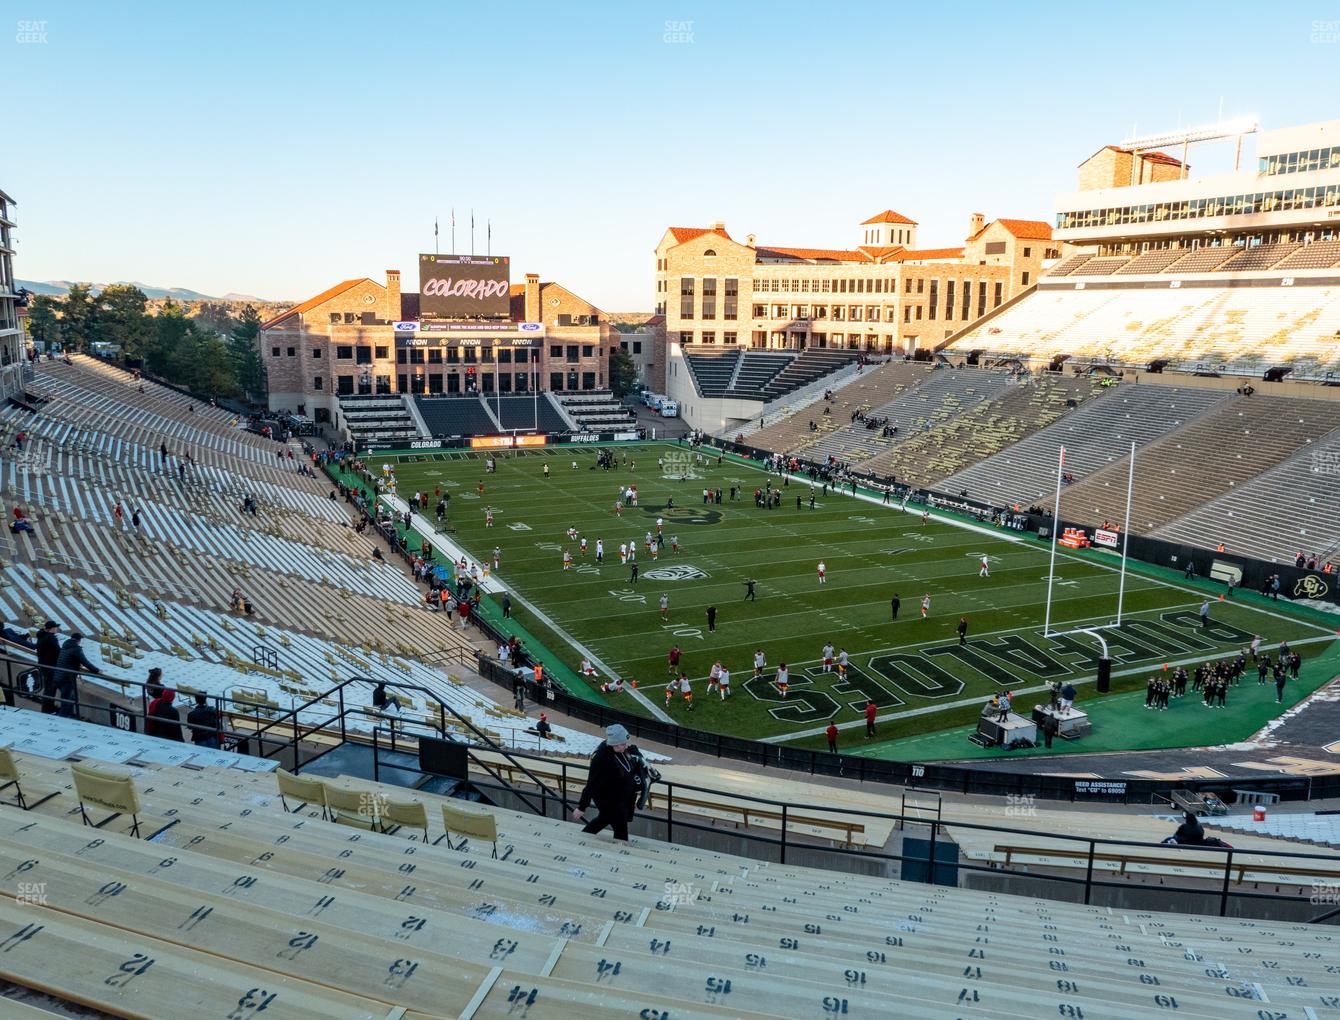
[0,646,566,810]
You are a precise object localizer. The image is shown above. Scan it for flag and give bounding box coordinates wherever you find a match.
[434,217,439,239]
[451,208,455,227]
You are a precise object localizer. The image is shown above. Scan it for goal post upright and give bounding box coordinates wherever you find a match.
[1115,441,1136,626]
[1042,444,1065,639]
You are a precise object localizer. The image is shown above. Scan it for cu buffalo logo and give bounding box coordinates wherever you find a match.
[643,504,721,526]
[642,564,709,582]
[1293,575,1330,600]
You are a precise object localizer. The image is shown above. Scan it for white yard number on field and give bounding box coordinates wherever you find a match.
[609,588,646,604]
[662,624,704,641]
[1041,574,1079,587]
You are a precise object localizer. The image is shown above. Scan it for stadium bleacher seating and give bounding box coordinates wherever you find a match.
[0,358,593,753]
[1215,242,1302,273]
[556,390,638,431]
[493,395,570,434]
[2,734,1338,1018]
[724,351,792,399]
[1152,423,1340,563]
[1163,246,1240,273]
[1070,255,1131,276]
[942,383,1229,504]
[1054,394,1340,533]
[801,367,1016,467]
[683,346,866,405]
[1044,253,1094,277]
[338,393,419,445]
[683,346,743,397]
[1114,248,1188,275]
[860,374,1102,485]
[950,282,1340,378]
[749,361,929,454]
[415,394,499,437]
[1273,238,1340,270]
[1213,810,1340,848]
[757,349,862,401]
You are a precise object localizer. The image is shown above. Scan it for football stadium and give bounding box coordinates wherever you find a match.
[6,8,1340,1019]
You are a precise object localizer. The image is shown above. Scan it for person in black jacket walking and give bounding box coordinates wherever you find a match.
[186,692,221,748]
[35,621,62,713]
[54,632,99,719]
[571,724,643,841]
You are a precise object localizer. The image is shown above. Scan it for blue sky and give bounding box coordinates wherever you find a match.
[6,0,1338,309]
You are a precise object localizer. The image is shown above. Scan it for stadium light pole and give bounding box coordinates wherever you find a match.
[1115,441,1136,626]
[1043,445,1065,638]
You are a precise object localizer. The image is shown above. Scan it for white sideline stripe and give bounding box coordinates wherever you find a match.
[381,494,503,594]
[381,494,677,723]
[764,630,1340,744]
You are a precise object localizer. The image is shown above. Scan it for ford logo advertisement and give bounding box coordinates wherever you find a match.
[519,322,541,331]
[392,321,418,332]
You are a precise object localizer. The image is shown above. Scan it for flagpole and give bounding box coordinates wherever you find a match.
[1115,441,1136,625]
[1043,445,1065,638]
[470,210,475,256]
[487,219,491,257]
[434,217,439,256]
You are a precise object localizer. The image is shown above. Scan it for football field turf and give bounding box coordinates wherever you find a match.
[368,442,1334,750]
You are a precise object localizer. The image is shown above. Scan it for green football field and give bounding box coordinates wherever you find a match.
[363,442,1334,750]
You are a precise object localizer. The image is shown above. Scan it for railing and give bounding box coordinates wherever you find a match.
[0,647,563,810]
[452,744,1340,923]
[8,641,1338,921]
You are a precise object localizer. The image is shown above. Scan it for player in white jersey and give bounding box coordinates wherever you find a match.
[921,592,931,618]
[707,661,723,695]
[837,648,849,678]
[753,649,766,678]
[595,539,604,563]
[717,665,731,699]
[659,593,670,621]
[979,556,990,578]
[619,543,628,565]
[821,642,835,672]
[817,561,826,585]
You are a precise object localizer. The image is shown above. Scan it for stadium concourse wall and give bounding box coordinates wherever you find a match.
[324,438,1340,805]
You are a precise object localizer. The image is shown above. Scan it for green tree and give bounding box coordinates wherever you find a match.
[608,345,638,398]
[187,328,237,397]
[60,283,97,350]
[228,304,266,400]
[25,295,62,348]
[96,283,152,357]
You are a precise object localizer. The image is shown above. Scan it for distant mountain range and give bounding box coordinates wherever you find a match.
[17,279,282,303]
